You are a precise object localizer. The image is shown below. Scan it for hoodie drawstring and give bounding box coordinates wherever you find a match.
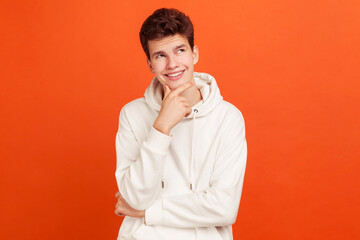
[189,108,198,191]
[161,108,198,191]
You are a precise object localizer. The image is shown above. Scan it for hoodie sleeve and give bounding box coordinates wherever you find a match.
[144,112,247,228]
[115,107,172,210]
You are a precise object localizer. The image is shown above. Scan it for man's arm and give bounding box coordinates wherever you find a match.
[115,111,171,210]
[115,83,193,210]
[114,191,145,217]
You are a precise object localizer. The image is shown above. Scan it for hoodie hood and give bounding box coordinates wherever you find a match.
[144,72,223,118]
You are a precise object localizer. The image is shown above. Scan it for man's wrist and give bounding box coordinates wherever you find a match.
[138,210,145,218]
[153,120,170,136]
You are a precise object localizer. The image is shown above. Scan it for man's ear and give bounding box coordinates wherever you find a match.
[192,45,199,65]
[147,58,154,73]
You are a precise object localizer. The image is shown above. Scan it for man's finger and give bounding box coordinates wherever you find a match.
[114,209,124,216]
[163,84,171,98]
[172,82,193,95]
[184,107,192,117]
[115,191,120,198]
[178,96,190,103]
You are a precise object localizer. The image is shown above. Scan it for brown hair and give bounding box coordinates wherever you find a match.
[139,8,194,59]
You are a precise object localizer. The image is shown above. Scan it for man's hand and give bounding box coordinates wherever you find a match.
[114,191,145,218]
[153,82,193,135]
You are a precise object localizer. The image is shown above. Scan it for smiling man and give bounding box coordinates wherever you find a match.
[114,8,247,240]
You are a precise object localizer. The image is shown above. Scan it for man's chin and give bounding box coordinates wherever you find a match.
[167,81,185,90]
[167,78,193,90]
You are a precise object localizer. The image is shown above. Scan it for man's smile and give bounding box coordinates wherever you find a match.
[164,70,185,80]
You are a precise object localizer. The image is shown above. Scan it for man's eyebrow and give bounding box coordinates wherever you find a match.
[151,44,187,58]
[174,44,187,50]
[151,50,165,58]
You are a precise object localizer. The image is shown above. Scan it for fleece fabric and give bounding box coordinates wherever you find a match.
[115,72,247,240]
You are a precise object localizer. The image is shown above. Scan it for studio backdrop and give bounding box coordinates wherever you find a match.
[1,0,359,239]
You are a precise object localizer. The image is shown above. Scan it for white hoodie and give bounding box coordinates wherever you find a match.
[115,72,247,240]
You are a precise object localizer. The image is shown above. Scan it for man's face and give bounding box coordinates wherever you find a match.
[147,34,199,90]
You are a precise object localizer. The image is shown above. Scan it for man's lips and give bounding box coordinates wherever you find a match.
[164,70,185,77]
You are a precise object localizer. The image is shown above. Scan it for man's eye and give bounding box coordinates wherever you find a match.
[156,54,165,59]
[177,49,185,53]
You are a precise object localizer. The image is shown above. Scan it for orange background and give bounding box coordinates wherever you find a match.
[1,0,359,239]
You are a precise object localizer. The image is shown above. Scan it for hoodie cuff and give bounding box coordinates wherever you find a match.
[145,127,172,153]
[145,199,163,226]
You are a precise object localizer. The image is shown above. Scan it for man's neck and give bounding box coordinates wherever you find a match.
[180,85,202,107]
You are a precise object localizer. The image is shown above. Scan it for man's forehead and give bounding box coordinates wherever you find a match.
[148,34,190,52]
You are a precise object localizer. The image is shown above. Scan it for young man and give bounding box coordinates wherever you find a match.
[114,8,247,240]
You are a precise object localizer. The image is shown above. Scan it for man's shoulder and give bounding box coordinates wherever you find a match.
[119,97,155,121]
[214,100,246,137]
[121,97,147,111]
[217,100,245,121]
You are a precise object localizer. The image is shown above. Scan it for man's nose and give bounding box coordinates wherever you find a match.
[166,55,179,69]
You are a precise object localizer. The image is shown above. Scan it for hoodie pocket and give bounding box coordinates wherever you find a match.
[132,224,146,240]
[195,227,223,240]
[209,227,224,240]
[118,217,143,240]
[132,224,162,240]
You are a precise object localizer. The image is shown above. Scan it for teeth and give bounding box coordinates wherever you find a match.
[168,72,182,77]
